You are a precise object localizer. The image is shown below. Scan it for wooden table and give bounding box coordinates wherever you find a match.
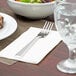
[0,0,76,76]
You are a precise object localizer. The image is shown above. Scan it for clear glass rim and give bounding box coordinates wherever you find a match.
[58,1,76,5]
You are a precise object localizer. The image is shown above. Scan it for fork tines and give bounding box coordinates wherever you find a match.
[42,21,54,33]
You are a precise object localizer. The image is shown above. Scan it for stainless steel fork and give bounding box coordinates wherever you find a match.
[15,21,54,57]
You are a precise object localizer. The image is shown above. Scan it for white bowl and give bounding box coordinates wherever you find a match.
[7,0,55,19]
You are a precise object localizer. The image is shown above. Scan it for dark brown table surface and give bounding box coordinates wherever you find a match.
[0,0,76,76]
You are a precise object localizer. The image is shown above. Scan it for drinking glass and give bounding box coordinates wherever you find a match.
[54,0,76,73]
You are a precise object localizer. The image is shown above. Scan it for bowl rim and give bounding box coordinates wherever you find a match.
[8,0,55,5]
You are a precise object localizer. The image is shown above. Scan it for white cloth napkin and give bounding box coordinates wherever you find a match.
[0,27,61,64]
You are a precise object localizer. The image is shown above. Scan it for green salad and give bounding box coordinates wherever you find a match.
[15,0,54,3]
[21,0,41,3]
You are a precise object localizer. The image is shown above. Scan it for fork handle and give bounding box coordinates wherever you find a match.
[15,36,40,57]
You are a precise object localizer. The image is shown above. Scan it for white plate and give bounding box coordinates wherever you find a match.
[0,13,17,40]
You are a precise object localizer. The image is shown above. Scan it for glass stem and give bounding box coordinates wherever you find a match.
[69,49,76,60]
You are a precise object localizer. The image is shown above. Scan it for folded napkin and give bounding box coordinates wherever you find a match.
[0,57,17,65]
[0,27,61,64]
